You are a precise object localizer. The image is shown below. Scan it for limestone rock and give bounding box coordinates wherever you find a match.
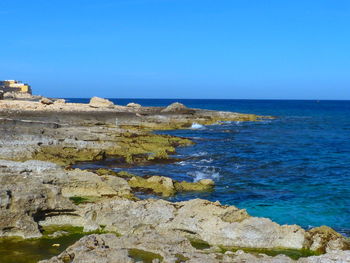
[298,250,350,262]
[54,99,66,104]
[0,171,75,238]
[305,226,350,252]
[128,175,176,197]
[161,102,189,113]
[80,198,309,250]
[126,102,142,108]
[128,175,215,197]
[174,179,215,192]
[39,231,350,263]
[89,97,115,108]
[40,97,54,105]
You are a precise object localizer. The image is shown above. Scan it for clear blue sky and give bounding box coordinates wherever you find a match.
[1,0,349,99]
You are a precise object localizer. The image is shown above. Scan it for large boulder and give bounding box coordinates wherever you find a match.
[89,97,115,108]
[161,102,192,113]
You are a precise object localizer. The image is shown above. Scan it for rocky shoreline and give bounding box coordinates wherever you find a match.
[0,97,349,262]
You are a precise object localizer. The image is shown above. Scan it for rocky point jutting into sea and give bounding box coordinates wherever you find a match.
[0,94,349,263]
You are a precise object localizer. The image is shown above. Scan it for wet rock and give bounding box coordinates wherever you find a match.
[89,97,115,108]
[174,179,215,192]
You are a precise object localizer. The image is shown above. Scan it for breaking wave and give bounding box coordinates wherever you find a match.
[191,123,205,129]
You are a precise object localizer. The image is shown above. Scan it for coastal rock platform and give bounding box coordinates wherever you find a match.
[0,98,348,262]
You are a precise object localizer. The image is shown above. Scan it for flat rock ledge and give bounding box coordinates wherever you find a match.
[40,232,350,263]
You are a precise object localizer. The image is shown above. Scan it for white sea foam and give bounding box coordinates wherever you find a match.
[192,151,208,157]
[198,158,213,163]
[191,122,205,129]
[188,167,220,182]
[176,161,189,166]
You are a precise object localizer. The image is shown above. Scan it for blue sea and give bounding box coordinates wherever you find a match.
[69,99,350,236]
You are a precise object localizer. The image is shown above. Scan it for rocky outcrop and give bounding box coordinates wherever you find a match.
[1,98,348,262]
[89,97,115,108]
[0,161,75,238]
[39,232,350,263]
[128,175,214,197]
[304,226,350,253]
[0,160,134,238]
[161,102,193,113]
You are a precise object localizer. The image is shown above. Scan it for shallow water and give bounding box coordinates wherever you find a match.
[71,99,350,236]
[0,233,84,263]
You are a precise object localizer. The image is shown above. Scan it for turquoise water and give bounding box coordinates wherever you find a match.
[71,99,350,236]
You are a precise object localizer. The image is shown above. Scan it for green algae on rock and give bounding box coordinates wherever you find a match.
[128,248,164,263]
[0,226,87,263]
[30,133,193,166]
[128,175,215,197]
[305,225,350,253]
[219,246,321,260]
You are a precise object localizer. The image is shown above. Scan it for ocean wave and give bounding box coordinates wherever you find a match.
[192,151,208,157]
[198,158,213,163]
[176,160,189,166]
[187,167,220,182]
[191,122,205,129]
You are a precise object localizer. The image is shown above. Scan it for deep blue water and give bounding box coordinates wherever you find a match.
[69,99,350,236]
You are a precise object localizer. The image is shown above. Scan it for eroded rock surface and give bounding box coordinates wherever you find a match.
[39,232,350,263]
